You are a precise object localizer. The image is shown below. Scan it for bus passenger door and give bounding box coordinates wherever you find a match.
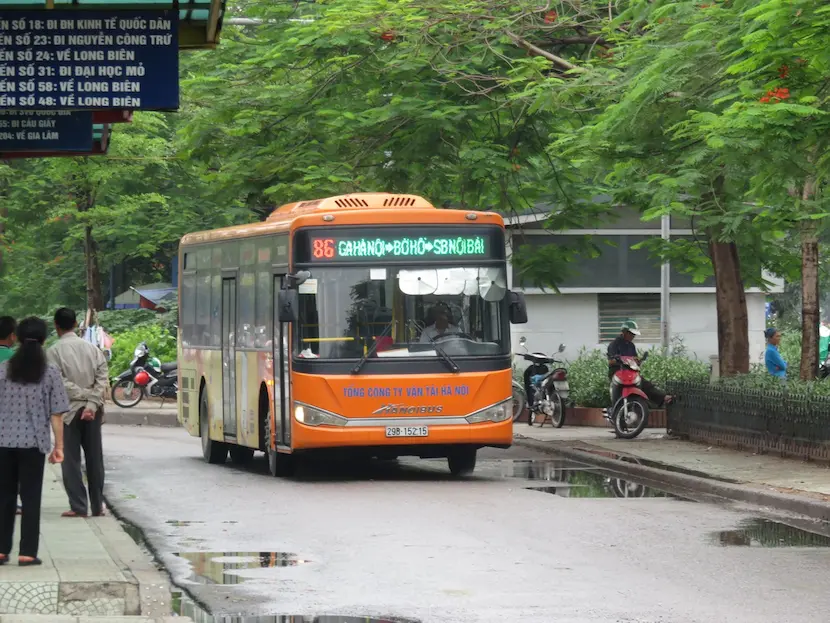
[221,278,237,439]
[273,276,290,447]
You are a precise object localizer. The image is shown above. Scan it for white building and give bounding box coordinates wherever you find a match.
[504,208,783,362]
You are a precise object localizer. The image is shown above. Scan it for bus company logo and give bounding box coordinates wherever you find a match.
[372,404,444,415]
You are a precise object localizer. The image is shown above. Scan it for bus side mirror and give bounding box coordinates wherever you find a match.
[278,290,298,323]
[508,291,528,325]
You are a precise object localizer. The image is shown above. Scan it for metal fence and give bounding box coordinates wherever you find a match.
[666,382,830,462]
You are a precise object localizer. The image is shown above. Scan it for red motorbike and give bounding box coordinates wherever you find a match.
[604,353,650,439]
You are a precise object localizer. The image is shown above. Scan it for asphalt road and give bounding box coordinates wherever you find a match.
[102,426,830,623]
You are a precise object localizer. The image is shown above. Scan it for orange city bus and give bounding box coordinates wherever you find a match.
[176,193,528,476]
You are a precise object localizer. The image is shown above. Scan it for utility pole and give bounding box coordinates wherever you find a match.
[660,214,671,351]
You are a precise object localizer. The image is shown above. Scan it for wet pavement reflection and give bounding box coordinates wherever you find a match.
[477,459,687,499]
[711,518,830,547]
[176,552,310,585]
[174,591,419,623]
[577,448,741,483]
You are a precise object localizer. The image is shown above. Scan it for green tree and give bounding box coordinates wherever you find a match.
[180,0,616,216]
[0,112,250,317]
[543,0,805,376]
[673,0,830,379]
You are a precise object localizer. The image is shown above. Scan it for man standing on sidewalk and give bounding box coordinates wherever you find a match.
[47,308,109,518]
[0,317,16,363]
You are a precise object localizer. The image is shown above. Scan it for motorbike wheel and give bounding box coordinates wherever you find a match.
[548,391,565,428]
[612,397,649,440]
[512,387,527,422]
[111,379,144,408]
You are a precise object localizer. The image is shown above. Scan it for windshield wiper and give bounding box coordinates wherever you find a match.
[351,322,394,375]
[426,334,460,374]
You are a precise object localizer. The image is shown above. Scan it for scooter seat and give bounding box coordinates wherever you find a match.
[160,362,178,373]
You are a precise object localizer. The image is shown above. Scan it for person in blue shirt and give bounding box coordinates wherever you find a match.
[764,328,787,379]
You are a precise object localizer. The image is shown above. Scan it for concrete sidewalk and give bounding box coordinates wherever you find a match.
[104,401,179,428]
[515,425,830,500]
[0,464,187,621]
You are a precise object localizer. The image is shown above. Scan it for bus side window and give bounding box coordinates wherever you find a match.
[181,274,196,347]
[255,243,272,349]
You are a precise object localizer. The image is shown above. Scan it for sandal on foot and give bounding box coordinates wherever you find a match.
[18,557,42,566]
[0,554,8,566]
[61,510,87,518]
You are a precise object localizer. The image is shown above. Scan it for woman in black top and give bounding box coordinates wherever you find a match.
[0,317,69,566]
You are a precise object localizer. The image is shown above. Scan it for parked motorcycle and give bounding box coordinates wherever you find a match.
[820,352,830,380]
[517,336,569,428]
[605,353,650,439]
[511,378,527,422]
[111,342,178,408]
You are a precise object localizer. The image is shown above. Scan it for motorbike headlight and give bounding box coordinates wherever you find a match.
[632,374,642,386]
[466,399,512,424]
[612,375,622,386]
[294,403,347,427]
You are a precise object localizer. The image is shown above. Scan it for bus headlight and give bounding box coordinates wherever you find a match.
[294,403,348,427]
[465,399,512,424]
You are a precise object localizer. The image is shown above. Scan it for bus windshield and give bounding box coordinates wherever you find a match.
[295,266,508,359]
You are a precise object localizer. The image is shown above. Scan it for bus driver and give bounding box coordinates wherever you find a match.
[420,304,461,343]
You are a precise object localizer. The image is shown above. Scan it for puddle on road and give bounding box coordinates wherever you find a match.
[577,448,741,484]
[710,518,830,547]
[480,459,688,500]
[176,551,310,585]
[479,458,599,482]
[174,590,419,622]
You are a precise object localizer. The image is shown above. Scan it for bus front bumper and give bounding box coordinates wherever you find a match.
[291,417,513,452]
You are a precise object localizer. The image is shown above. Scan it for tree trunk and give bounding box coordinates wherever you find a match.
[800,219,820,380]
[84,224,105,311]
[708,238,750,376]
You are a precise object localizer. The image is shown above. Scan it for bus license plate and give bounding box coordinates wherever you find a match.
[385,426,429,438]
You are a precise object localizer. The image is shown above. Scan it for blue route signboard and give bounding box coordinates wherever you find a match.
[0,110,93,151]
[0,10,179,111]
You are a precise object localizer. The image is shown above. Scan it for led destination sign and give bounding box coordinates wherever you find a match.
[310,235,489,261]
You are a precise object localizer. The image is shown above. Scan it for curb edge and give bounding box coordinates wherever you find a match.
[514,436,830,521]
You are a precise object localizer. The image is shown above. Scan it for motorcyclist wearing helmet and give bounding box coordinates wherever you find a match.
[607,320,673,407]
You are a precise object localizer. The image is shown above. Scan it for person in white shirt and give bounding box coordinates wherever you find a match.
[419,305,461,343]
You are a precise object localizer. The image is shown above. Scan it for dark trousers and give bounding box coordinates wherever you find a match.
[62,408,105,516]
[0,447,46,558]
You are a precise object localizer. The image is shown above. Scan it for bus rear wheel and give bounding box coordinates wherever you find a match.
[200,390,228,465]
[448,447,477,477]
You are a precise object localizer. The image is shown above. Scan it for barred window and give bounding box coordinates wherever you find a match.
[598,294,661,342]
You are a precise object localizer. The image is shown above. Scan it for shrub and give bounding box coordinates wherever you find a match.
[566,347,712,408]
[566,349,611,408]
[97,309,158,335]
[641,350,710,388]
[714,372,830,397]
[108,324,177,381]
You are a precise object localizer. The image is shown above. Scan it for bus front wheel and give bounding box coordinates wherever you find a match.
[448,447,477,477]
[200,390,228,465]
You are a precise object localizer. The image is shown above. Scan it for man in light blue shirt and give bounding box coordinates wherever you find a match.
[764,328,787,379]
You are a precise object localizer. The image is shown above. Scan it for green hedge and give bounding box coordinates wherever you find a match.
[566,348,710,408]
[108,323,178,380]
